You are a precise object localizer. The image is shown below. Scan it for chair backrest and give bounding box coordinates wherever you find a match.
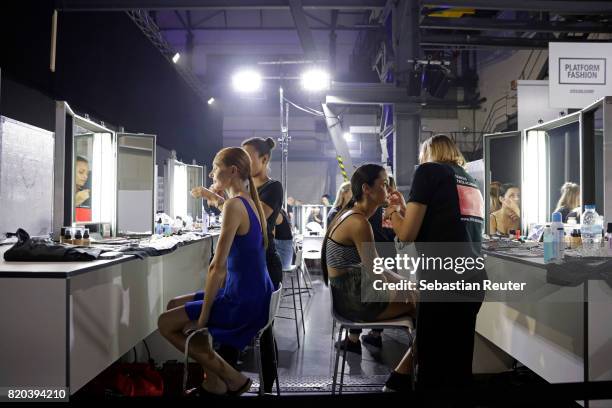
[261,283,283,334]
[295,249,303,267]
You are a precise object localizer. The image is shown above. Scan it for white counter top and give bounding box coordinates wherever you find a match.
[0,232,219,278]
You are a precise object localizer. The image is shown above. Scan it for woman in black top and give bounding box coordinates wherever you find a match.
[241,136,284,393]
[384,134,486,391]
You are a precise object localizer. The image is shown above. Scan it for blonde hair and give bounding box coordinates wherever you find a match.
[333,181,352,209]
[489,181,502,213]
[555,182,580,213]
[419,134,465,166]
[214,147,268,249]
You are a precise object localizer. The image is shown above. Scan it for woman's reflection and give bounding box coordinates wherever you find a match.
[490,183,520,235]
[75,155,92,222]
[554,182,581,223]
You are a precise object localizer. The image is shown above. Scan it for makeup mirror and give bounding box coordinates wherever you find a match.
[483,131,522,236]
[72,116,115,227]
[116,133,156,235]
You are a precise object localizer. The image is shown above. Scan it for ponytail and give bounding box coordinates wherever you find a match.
[249,175,269,249]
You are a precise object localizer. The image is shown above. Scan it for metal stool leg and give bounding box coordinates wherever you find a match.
[273,339,281,396]
[296,270,305,334]
[290,276,300,348]
[339,329,349,395]
[331,326,344,395]
[256,336,263,396]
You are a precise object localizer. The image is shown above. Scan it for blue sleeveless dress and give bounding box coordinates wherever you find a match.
[184,196,274,349]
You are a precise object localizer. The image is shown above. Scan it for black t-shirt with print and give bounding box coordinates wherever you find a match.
[408,162,486,291]
[408,162,483,250]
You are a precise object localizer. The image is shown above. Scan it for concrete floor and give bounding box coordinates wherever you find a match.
[236,271,412,393]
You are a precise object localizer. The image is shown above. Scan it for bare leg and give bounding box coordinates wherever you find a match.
[166,293,198,311]
[158,307,249,393]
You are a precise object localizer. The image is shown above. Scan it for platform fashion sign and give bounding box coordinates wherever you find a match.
[549,42,612,108]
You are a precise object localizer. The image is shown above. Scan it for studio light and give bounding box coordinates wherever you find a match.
[207,97,215,105]
[232,70,262,93]
[172,53,180,64]
[301,69,330,91]
[343,132,353,142]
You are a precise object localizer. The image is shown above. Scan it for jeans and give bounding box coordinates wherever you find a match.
[274,239,294,270]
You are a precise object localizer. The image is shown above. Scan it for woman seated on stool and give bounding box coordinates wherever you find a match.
[158,147,273,396]
[323,164,417,393]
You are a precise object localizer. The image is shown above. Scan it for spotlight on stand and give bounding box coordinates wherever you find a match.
[172,53,180,64]
[207,97,215,105]
[422,65,452,99]
[301,69,331,91]
[232,70,262,93]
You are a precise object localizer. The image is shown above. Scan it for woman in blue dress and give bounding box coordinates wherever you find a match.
[158,147,273,396]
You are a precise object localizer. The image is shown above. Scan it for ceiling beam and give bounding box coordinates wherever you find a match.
[59,0,386,11]
[422,0,612,14]
[289,0,318,59]
[420,16,612,33]
[420,34,612,49]
[157,25,381,31]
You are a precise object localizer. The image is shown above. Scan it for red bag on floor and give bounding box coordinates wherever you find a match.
[112,363,164,397]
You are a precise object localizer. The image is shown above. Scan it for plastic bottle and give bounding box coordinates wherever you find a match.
[202,212,209,233]
[581,205,602,256]
[606,223,612,256]
[550,212,564,260]
[543,225,554,263]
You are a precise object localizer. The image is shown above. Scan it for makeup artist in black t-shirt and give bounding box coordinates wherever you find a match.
[384,134,486,391]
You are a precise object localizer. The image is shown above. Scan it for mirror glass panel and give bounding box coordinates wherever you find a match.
[187,165,204,221]
[72,119,115,225]
[116,134,155,235]
[547,122,580,222]
[300,204,327,237]
[484,132,521,236]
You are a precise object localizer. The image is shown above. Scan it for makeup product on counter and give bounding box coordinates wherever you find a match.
[570,229,582,249]
[606,223,612,256]
[63,228,73,245]
[551,212,564,259]
[73,229,83,246]
[82,229,90,246]
[543,226,554,263]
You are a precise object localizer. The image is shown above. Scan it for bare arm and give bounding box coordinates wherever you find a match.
[197,198,242,328]
[352,217,405,284]
[385,202,427,243]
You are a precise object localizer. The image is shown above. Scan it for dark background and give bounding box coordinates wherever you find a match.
[0,1,222,168]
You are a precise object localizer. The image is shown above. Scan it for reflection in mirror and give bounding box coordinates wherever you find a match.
[547,121,580,222]
[116,134,155,235]
[484,132,521,236]
[72,119,115,226]
[187,165,204,220]
[593,106,604,216]
[301,204,327,236]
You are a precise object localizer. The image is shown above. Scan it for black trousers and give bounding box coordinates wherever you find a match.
[415,300,482,389]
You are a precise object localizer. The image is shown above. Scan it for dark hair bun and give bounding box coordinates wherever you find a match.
[265,137,276,149]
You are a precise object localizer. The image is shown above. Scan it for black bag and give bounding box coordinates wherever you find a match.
[3,229,101,262]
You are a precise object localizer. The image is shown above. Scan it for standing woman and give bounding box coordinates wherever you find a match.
[241,137,284,393]
[158,147,273,395]
[384,134,486,390]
